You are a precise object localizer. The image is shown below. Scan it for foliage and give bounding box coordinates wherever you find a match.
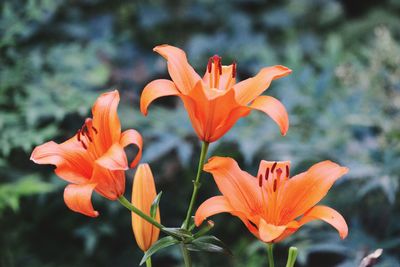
[1,0,400,266]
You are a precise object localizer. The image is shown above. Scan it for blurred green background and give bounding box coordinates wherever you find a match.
[1,0,400,266]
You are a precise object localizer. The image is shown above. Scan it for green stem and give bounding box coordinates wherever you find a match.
[117,195,164,231]
[180,244,192,267]
[146,257,152,267]
[182,141,210,230]
[267,243,275,267]
[285,247,298,267]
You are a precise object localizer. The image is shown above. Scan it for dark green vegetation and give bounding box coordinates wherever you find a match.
[1,0,400,266]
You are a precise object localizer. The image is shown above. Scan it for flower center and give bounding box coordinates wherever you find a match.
[76,118,98,150]
[258,162,290,191]
[258,161,290,224]
[207,55,237,90]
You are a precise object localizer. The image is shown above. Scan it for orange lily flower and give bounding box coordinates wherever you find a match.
[140,45,292,142]
[195,157,349,243]
[131,164,160,252]
[30,90,143,217]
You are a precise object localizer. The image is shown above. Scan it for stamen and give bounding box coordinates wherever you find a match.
[232,61,237,78]
[265,167,270,181]
[273,179,277,192]
[285,165,290,178]
[258,174,263,187]
[80,140,87,150]
[77,130,81,142]
[86,134,93,142]
[271,162,277,173]
[92,126,98,134]
[207,57,213,73]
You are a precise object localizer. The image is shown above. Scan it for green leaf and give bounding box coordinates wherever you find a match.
[150,191,162,219]
[186,235,232,255]
[162,227,193,240]
[140,236,179,265]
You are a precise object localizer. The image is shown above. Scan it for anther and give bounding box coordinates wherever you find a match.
[80,140,87,150]
[271,162,277,173]
[265,168,270,181]
[207,57,213,73]
[232,61,237,78]
[212,55,222,75]
[77,130,81,142]
[285,165,290,178]
[273,179,277,192]
[92,126,98,134]
[86,134,93,142]
[258,174,263,187]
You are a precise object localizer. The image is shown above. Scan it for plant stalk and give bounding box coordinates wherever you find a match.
[182,141,210,229]
[146,257,152,267]
[117,195,164,231]
[180,244,192,267]
[267,243,275,267]
[285,247,298,267]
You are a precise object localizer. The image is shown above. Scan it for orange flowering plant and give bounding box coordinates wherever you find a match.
[195,157,348,265]
[141,45,291,143]
[30,45,349,267]
[31,90,143,217]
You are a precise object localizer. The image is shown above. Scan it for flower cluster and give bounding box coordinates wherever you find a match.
[31,45,349,266]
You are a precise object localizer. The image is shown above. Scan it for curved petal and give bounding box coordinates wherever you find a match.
[298,205,348,239]
[194,196,234,226]
[203,157,261,215]
[120,129,143,169]
[30,139,91,184]
[140,79,180,116]
[234,65,292,105]
[195,195,260,238]
[270,221,300,243]
[250,96,289,136]
[258,219,287,243]
[63,183,99,217]
[95,143,128,171]
[132,164,160,251]
[279,161,349,223]
[91,90,121,150]
[90,165,125,200]
[153,45,201,94]
[209,105,251,142]
[180,83,250,142]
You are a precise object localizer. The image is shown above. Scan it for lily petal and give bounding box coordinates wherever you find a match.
[120,129,143,169]
[279,161,349,223]
[30,139,91,184]
[92,90,121,150]
[194,195,260,238]
[250,96,289,136]
[234,65,292,105]
[194,196,234,226]
[153,45,201,94]
[203,157,261,215]
[95,143,128,170]
[140,79,180,116]
[180,82,250,142]
[64,183,99,217]
[90,165,125,200]
[258,219,287,243]
[298,205,348,239]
